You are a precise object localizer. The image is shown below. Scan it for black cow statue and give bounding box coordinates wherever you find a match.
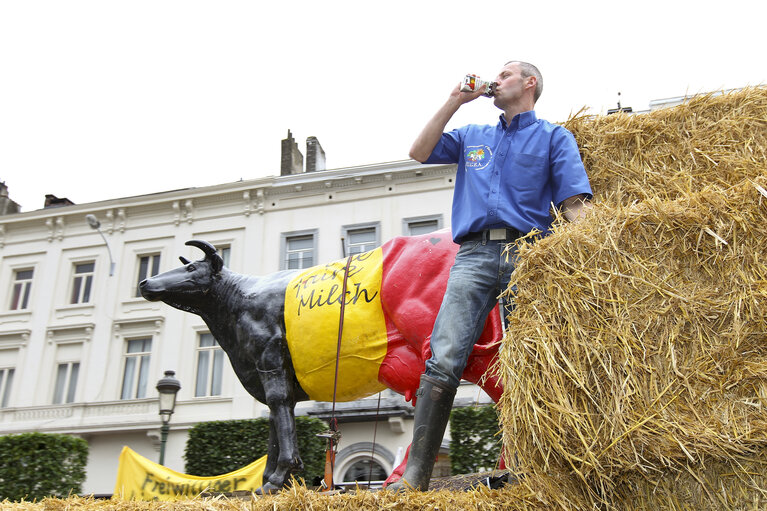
[139,236,504,493]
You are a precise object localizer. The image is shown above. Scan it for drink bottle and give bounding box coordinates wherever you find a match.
[460,74,496,97]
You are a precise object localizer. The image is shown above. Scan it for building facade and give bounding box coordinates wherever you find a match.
[0,155,494,495]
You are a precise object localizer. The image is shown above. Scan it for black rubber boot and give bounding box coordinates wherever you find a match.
[388,374,456,492]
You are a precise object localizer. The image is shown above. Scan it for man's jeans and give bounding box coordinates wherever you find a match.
[424,238,517,389]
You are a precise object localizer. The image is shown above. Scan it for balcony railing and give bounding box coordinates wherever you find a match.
[0,397,232,434]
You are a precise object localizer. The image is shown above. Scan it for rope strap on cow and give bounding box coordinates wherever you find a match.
[318,255,354,491]
[331,255,353,430]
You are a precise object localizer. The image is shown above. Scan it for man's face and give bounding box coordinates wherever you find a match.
[493,62,529,107]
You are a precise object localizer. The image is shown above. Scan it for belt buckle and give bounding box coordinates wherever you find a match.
[488,228,506,241]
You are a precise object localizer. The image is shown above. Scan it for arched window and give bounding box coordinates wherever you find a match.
[335,442,395,488]
[342,458,388,483]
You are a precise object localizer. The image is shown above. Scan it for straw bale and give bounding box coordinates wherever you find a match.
[4,463,766,511]
[563,87,767,205]
[497,177,767,502]
[494,450,767,511]
[609,450,767,510]
[0,484,568,511]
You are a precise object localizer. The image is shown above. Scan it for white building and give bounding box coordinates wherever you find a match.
[0,138,493,496]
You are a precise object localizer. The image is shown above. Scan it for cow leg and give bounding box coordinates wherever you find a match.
[257,403,302,493]
[254,364,303,494]
[261,416,280,486]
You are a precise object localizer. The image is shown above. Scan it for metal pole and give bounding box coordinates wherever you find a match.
[159,422,170,465]
[86,215,116,276]
[95,227,116,276]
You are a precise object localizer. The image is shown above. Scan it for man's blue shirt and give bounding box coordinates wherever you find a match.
[424,110,592,242]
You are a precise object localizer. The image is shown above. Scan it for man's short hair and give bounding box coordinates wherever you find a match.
[506,61,543,103]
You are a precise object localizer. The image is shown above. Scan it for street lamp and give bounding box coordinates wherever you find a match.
[85,214,116,276]
[156,370,181,466]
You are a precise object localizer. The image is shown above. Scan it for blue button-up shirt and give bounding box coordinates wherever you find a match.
[424,110,592,242]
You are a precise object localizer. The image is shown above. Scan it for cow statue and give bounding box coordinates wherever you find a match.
[139,230,504,493]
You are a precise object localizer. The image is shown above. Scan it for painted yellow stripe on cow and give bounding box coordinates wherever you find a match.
[284,249,388,402]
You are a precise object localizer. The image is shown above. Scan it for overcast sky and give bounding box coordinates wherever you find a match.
[2,0,766,213]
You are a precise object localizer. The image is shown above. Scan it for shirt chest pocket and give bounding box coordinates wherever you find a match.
[508,153,547,191]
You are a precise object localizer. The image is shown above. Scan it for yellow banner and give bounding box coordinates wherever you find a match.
[113,446,265,500]
[285,249,388,402]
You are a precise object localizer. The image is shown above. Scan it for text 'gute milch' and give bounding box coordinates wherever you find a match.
[290,252,379,316]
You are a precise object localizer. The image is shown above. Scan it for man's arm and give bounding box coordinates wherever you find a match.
[550,125,593,223]
[409,84,485,163]
[561,194,591,223]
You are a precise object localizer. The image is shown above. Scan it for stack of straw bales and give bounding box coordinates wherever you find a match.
[497,87,767,510]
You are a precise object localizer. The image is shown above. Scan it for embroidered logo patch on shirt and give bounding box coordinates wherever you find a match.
[465,145,492,170]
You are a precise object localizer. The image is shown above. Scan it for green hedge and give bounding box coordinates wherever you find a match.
[184,416,327,486]
[449,405,502,474]
[0,432,88,501]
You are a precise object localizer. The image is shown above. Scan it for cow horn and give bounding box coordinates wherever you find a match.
[186,240,218,257]
[185,240,224,273]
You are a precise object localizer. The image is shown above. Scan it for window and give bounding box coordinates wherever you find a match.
[195,333,224,397]
[10,269,33,310]
[347,228,377,255]
[343,224,380,256]
[0,368,13,408]
[218,246,231,268]
[404,215,443,236]
[284,235,315,270]
[70,262,95,304]
[135,254,161,297]
[121,338,152,399]
[53,362,79,404]
[342,459,388,483]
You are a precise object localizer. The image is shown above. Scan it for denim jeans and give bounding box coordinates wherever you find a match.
[424,238,517,389]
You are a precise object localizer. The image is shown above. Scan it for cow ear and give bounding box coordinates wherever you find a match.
[179,256,191,265]
[211,253,224,273]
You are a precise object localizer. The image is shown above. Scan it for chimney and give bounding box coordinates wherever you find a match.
[306,136,326,172]
[44,194,75,209]
[281,130,304,176]
[0,182,20,215]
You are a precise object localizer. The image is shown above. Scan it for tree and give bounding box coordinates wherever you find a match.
[184,417,327,486]
[450,405,502,474]
[0,433,88,501]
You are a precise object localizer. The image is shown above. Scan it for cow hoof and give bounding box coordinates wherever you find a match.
[386,480,420,493]
[254,482,282,495]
